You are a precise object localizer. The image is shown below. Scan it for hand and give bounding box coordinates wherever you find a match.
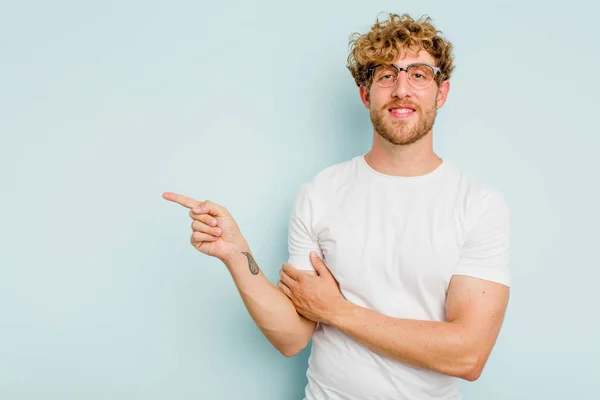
[278,252,345,324]
[162,192,248,262]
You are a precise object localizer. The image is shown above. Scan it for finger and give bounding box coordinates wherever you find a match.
[282,263,300,280]
[163,192,202,209]
[189,208,213,222]
[191,231,219,242]
[279,268,297,288]
[309,252,329,277]
[191,200,229,217]
[277,280,292,298]
[191,220,222,236]
[310,253,338,285]
[189,211,218,227]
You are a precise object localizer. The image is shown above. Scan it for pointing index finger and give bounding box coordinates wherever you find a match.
[162,192,202,209]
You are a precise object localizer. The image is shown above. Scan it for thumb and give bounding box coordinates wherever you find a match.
[192,200,229,217]
[310,252,329,276]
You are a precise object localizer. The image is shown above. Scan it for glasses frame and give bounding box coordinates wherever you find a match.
[367,63,442,89]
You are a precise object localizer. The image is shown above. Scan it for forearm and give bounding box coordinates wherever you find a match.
[328,301,480,380]
[224,246,316,357]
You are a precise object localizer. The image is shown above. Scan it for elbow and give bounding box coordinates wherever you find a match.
[458,353,486,382]
[461,366,483,382]
[279,344,306,358]
[280,347,301,358]
[278,339,310,358]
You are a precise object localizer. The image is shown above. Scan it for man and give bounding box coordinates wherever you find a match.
[163,13,510,400]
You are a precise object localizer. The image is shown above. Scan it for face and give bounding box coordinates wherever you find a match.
[359,48,450,146]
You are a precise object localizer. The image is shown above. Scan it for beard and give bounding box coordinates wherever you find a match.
[370,99,437,146]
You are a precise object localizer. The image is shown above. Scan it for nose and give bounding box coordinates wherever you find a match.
[391,71,412,98]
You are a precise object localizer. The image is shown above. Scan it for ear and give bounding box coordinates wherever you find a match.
[359,85,371,109]
[436,80,450,109]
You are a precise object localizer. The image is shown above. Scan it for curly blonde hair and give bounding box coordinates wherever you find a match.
[347,13,455,88]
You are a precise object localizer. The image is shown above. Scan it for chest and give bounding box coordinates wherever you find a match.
[313,187,466,312]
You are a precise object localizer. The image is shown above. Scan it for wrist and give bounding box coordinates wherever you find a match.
[324,297,352,327]
[222,242,251,269]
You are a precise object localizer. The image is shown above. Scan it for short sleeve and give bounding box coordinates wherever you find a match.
[453,191,511,286]
[287,183,323,272]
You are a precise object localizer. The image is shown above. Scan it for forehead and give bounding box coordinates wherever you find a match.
[391,46,436,66]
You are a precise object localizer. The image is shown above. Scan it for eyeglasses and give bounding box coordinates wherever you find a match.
[367,63,442,89]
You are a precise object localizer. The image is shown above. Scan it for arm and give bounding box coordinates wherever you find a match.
[326,275,509,381]
[232,181,321,357]
[162,191,317,357]
[280,191,512,379]
[224,247,317,357]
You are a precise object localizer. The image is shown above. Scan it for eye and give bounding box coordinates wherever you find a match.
[375,67,397,82]
[409,65,434,81]
[411,70,428,80]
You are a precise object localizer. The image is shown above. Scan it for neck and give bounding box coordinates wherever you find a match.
[365,130,442,177]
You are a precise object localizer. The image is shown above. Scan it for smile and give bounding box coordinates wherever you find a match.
[389,107,416,119]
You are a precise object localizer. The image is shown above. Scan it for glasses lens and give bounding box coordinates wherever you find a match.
[373,66,398,88]
[408,64,435,88]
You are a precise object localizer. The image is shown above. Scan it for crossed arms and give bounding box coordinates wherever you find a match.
[224,245,509,381]
[278,255,509,381]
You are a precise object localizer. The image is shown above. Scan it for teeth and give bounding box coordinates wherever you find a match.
[393,108,413,113]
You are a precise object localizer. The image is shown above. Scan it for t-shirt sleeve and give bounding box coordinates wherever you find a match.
[453,191,511,287]
[287,183,323,272]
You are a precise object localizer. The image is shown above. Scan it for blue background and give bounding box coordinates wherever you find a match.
[1,0,598,399]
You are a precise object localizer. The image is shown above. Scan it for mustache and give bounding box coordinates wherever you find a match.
[383,101,419,111]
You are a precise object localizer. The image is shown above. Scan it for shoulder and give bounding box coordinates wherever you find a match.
[445,160,509,212]
[443,161,510,232]
[290,156,358,216]
[301,156,360,196]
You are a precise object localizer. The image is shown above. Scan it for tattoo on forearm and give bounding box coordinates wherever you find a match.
[242,252,260,275]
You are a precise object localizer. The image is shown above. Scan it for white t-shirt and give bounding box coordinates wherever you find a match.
[287,154,511,400]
